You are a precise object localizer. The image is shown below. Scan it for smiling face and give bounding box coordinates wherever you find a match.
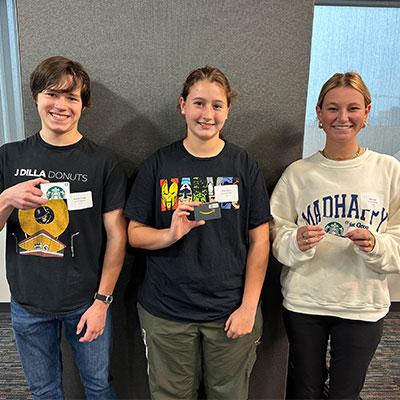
[317,86,371,145]
[36,75,83,140]
[179,80,230,143]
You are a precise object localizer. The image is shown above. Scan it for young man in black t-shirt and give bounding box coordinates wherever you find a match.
[0,56,126,399]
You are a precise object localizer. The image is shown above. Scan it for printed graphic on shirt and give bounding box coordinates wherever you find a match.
[301,192,388,235]
[18,199,69,257]
[178,177,193,203]
[14,168,88,182]
[11,167,87,258]
[160,178,179,211]
[192,177,208,203]
[160,176,240,212]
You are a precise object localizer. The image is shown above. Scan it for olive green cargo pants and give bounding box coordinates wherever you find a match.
[138,303,263,400]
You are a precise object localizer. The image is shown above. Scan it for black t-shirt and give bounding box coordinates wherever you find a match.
[0,133,127,313]
[124,140,272,322]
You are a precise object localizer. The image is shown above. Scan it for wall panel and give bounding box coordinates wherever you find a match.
[16,1,314,398]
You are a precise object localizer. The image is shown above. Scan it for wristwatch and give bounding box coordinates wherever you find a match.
[94,292,113,305]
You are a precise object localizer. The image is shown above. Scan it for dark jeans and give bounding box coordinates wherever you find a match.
[11,299,116,400]
[283,308,383,400]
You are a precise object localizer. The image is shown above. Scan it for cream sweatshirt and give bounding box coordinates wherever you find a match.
[271,150,400,321]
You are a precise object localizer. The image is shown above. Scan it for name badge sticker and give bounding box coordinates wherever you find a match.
[67,191,93,211]
[40,182,70,200]
[214,184,239,203]
[360,192,384,209]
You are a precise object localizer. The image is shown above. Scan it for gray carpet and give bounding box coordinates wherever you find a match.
[0,311,399,399]
[362,311,400,399]
[0,312,30,400]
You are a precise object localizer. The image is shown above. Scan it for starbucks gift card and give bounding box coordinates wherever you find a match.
[320,217,349,238]
[194,202,221,221]
[40,182,70,200]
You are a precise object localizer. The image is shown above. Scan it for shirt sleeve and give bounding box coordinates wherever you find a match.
[102,154,127,213]
[354,179,400,274]
[124,155,156,225]
[270,173,316,267]
[248,157,272,229]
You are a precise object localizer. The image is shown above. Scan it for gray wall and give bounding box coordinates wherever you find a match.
[16,0,314,398]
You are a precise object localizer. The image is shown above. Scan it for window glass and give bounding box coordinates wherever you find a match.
[304,5,400,159]
[0,0,24,146]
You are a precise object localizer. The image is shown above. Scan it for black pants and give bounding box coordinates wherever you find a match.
[283,308,384,400]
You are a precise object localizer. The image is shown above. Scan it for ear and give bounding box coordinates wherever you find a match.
[365,103,371,117]
[225,105,230,121]
[316,105,322,120]
[179,96,186,114]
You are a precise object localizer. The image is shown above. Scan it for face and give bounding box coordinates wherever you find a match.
[316,86,371,144]
[36,76,83,137]
[179,80,229,142]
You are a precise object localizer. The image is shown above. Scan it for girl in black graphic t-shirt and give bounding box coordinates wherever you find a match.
[125,66,271,399]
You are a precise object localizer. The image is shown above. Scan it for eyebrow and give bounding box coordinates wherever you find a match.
[325,101,362,106]
[192,97,226,104]
[45,88,80,96]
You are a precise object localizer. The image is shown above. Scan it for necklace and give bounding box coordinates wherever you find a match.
[321,146,364,161]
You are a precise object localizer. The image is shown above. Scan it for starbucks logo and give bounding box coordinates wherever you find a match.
[46,186,65,200]
[324,222,344,237]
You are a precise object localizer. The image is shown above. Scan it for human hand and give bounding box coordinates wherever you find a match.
[224,305,256,339]
[345,229,375,252]
[76,301,108,343]
[167,202,205,243]
[297,225,325,251]
[2,178,49,209]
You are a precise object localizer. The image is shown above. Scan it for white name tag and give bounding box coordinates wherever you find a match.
[360,192,384,209]
[67,191,93,211]
[214,184,239,203]
[40,182,70,200]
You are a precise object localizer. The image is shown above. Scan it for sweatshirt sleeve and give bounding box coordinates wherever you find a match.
[270,173,316,267]
[354,197,400,274]
[353,156,400,274]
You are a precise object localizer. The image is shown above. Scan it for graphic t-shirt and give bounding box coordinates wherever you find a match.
[124,140,272,322]
[0,133,127,313]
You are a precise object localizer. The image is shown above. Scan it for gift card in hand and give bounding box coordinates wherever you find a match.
[40,182,70,200]
[194,202,221,221]
[321,217,348,238]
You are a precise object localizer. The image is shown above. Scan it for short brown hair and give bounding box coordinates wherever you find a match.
[317,72,371,109]
[30,56,91,107]
[180,66,234,107]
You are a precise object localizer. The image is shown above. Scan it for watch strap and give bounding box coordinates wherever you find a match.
[94,292,113,304]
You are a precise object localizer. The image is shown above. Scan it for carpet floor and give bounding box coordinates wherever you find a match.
[0,311,399,399]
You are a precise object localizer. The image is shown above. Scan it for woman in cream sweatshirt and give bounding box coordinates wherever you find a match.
[271,72,400,399]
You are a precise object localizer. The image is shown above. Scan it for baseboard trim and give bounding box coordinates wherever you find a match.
[0,302,10,312]
[390,302,400,312]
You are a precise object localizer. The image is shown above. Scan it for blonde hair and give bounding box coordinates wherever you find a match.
[317,72,371,108]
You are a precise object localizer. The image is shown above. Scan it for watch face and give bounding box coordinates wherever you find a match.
[94,293,113,304]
